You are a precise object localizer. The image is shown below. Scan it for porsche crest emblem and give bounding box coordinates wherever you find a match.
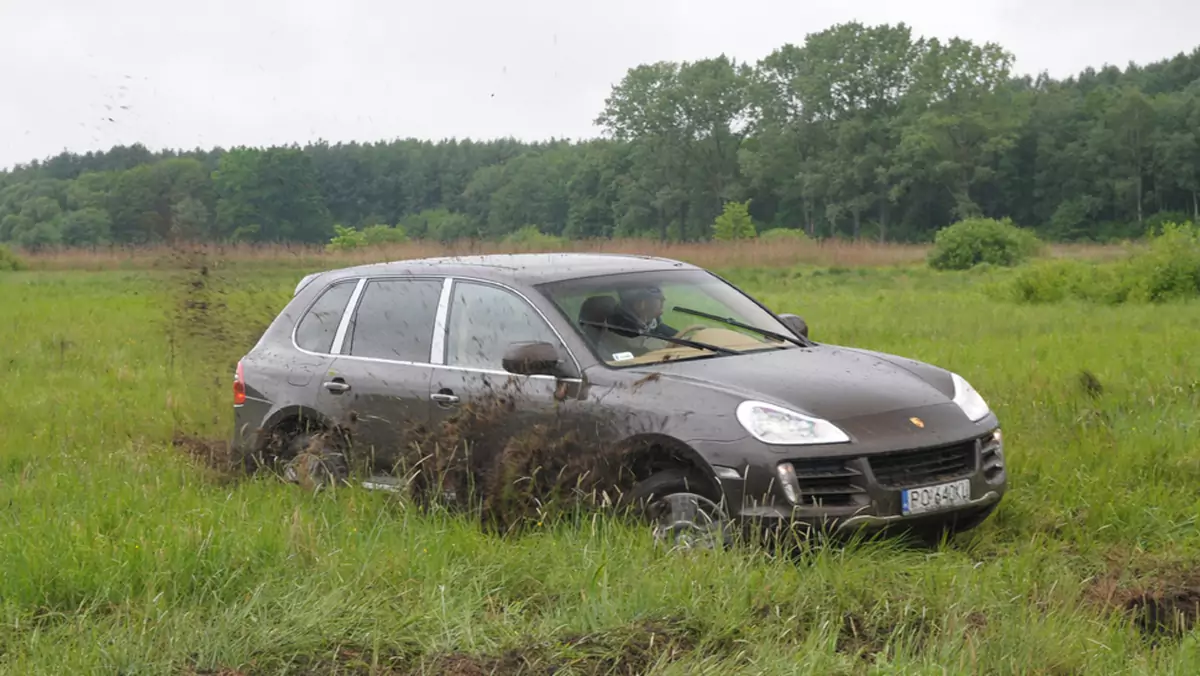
[909,417,925,429]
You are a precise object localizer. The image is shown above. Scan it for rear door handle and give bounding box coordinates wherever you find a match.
[431,391,460,405]
[324,378,351,394]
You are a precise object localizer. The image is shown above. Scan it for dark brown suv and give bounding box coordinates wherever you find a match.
[232,254,1006,544]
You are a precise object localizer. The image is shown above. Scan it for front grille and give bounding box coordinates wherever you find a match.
[791,458,866,507]
[868,440,977,488]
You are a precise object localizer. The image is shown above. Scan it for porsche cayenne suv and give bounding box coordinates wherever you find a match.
[231,253,1007,543]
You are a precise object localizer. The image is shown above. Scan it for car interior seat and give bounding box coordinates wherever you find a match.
[577,295,618,345]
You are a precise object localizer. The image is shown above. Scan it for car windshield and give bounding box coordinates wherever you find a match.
[538,269,801,367]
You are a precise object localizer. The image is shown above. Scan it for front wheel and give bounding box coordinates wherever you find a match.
[625,468,732,550]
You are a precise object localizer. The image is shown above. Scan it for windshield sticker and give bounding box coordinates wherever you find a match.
[612,351,634,361]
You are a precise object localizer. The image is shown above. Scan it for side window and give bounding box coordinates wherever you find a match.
[345,279,444,362]
[294,280,357,353]
[445,281,561,370]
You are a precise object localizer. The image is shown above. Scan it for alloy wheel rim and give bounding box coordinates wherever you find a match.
[646,491,727,550]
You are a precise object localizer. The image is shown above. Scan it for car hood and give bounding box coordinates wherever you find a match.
[642,344,955,422]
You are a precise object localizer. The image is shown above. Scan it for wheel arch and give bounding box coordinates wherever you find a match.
[256,404,345,450]
[613,433,723,500]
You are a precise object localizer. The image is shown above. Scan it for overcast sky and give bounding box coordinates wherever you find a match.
[2,0,1197,169]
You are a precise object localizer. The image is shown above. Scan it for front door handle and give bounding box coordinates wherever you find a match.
[324,378,351,394]
[431,390,460,406]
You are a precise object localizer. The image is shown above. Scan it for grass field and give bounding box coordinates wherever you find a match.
[1,247,1198,674]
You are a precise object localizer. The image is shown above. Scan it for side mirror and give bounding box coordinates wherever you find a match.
[778,313,808,339]
[502,341,568,377]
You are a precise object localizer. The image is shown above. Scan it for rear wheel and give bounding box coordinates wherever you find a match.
[281,429,349,490]
[626,467,731,550]
[252,421,349,490]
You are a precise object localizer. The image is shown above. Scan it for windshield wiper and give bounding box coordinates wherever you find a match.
[578,320,738,356]
[672,306,807,347]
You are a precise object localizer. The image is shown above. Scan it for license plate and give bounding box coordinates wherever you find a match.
[901,478,971,515]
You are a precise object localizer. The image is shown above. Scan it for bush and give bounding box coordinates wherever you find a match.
[1003,221,1200,304]
[326,224,409,251]
[1124,221,1200,302]
[759,227,809,241]
[713,201,757,241]
[927,217,1042,271]
[0,244,23,271]
[427,214,477,243]
[326,224,366,252]
[360,224,408,246]
[1145,211,1191,238]
[1003,259,1132,305]
[501,225,566,248]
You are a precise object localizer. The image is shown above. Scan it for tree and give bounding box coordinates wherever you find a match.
[65,172,112,211]
[597,57,751,240]
[108,165,166,243]
[213,147,331,242]
[170,197,210,242]
[564,141,628,239]
[747,23,924,238]
[1098,87,1156,229]
[713,200,756,240]
[890,37,1024,224]
[60,208,112,246]
[19,195,63,224]
[0,215,32,242]
[1152,86,1200,222]
[483,147,579,237]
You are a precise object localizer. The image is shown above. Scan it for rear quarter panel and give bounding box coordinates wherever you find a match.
[232,272,347,450]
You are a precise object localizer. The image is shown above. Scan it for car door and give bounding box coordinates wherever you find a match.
[428,278,585,450]
[285,275,360,395]
[316,276,444,472]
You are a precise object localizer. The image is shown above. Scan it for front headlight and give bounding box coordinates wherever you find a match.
[951,372,991,422]
[735,401,850,445]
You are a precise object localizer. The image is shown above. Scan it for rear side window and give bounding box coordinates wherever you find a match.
[345,279,443,362]
[294,280,357,353]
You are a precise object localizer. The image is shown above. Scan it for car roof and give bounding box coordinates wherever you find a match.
[312,252,701,288]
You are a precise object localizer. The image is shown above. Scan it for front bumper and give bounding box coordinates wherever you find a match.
[696,427,1008,535]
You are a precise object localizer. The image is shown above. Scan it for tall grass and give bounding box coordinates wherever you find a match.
[1,263,1197,673]
[13,237,1135,272]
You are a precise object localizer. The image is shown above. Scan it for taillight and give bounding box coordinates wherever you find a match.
[233,361,246,406]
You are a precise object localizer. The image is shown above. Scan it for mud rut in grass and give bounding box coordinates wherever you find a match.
[184,618,703,675]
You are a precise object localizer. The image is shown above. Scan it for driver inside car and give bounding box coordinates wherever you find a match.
[603,286,679,355]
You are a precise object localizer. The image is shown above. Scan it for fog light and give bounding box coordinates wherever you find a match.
[982,428,1006,483]
[776,462,801,505]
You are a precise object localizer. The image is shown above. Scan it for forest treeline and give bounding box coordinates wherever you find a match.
[2,22,1199,249]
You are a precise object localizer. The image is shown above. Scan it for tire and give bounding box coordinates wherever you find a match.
[625,467,732,550]
[279,429,350,490]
